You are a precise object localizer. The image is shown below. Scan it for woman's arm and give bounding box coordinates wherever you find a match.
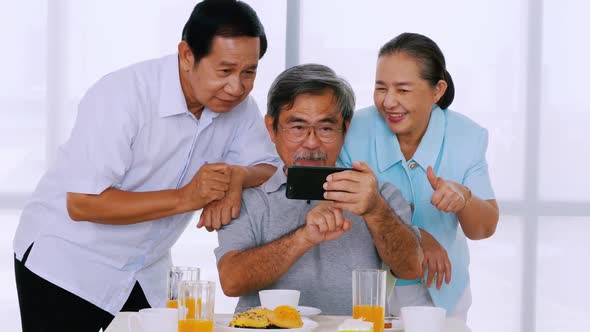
[456,189,499,240]
[427,166,499,240]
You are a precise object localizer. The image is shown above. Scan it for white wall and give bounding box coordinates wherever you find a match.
[1,1,589,331]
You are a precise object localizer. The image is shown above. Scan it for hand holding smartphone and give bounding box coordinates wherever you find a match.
[286,166,355,200]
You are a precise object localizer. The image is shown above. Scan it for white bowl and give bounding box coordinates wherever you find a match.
[258,289,300,310]
[401,306,446,332]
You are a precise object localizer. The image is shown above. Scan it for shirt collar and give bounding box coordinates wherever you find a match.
[158,54,189,118]
[375,105,446,172]
[411,106,446,171]
[376,109,403,172]
[261,164,288,194]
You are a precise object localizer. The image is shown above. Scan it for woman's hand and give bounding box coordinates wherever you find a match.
[420,229,452,290]
[426,166,469,213]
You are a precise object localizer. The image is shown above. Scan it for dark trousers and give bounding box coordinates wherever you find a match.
[14,244,151,332]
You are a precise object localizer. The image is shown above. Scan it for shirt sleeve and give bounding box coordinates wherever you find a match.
[224,98,281,167]
[214,191,261,262]
[58,76,137,195]
[379,182,421,239]
[462,128,496,200]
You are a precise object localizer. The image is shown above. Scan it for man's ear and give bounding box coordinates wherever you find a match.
[177,41,195,72]
[264,115,277,144]
[343,119,351,136]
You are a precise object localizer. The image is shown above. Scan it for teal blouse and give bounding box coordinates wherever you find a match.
[338,105,495,312]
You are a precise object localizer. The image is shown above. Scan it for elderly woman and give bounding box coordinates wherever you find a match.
[338,32,499,320]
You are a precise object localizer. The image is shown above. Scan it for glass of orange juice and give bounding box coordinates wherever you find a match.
[167,266,200,309]
[352,269,386,332]
[178,280,215,332]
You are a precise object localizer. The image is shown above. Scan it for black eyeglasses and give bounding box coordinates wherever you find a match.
[279,124,343,143]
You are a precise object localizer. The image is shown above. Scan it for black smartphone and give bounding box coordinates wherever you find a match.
[286,165,354,200]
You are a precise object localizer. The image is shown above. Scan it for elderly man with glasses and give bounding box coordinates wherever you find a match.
[215,64,423,315]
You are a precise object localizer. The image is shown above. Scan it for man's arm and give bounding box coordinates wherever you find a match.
[217,228,313,297]
[232,164,277,189]
[324,161,423,279]
[68,188,188,225]
[67,163,231,224]
[217,201,352,297]
[362,197,423,279]
[198,164,277,230]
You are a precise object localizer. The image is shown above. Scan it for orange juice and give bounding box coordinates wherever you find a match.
[166,299,178,309]
[178,319,213,332]
[179,297,203,319]
[353,305,385,332]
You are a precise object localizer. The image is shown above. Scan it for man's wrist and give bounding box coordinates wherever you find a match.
[175,186,194,213]
[230,165,247,187]
[363,196,391,222]
[294,227,316,250]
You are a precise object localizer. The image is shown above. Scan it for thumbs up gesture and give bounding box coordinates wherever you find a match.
[427,166,469,213]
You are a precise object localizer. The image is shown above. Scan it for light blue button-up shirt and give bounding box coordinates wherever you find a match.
[338,105,495,313]
[13,54,280,314]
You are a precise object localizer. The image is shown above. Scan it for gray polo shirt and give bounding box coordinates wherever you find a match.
[215,167,415,315]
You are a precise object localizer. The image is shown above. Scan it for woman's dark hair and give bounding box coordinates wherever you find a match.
[267,64,355,133]
[379,32,454,109]
[182,0,267,62]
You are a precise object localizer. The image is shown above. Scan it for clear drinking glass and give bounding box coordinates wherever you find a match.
[352,269,386,332]
[178,280,216,332]
[166,266,200,309]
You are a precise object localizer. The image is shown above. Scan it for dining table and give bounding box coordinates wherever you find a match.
[105,312,471,332]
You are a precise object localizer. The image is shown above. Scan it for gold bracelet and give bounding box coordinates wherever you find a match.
[462,186,473,210]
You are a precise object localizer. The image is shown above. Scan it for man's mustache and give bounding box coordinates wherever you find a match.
[293,151,328,161]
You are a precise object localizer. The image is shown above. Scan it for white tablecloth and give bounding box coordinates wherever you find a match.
[106,312,470,332]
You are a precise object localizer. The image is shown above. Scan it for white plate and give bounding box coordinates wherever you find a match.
[297,306,322,316]
[215,317,319,332]
[384,317,403,331]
